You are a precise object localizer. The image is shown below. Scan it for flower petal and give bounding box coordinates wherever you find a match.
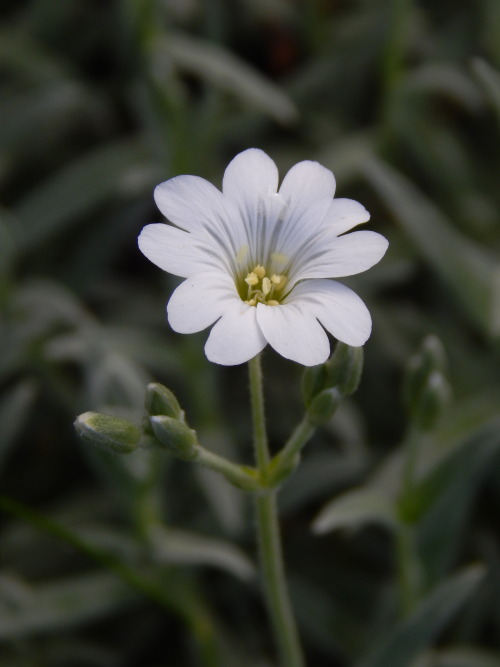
[286,279,372,346]
[291,231,389,283]
[167,272,237,334]
[155,174,240,241]
[222,149,284,269]
[279,159,336,206]
[205,302,267,366]
[323,198,371,236]
[223,148,279,203]
[256,302,330,366]
[138,224,220,278]
[273,160,336,260]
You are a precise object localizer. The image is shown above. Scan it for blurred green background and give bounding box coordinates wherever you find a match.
[1,1,499,666]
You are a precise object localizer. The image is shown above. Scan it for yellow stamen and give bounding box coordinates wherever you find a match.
[240,262,288,308]
[271,274,287,290]
[245,272,258,286]
[271,275,286,291]
[253,265,266,279]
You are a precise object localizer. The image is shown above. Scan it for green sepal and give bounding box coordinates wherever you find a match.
[150,415,199,461]
[301,364,327,406]
[74,412,141,454]
[325,343,363,396]
[307,387,342,426]
[145,382,184,420]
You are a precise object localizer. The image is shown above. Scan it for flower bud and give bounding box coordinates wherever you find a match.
[411,370,451,431]
[150,415,199,461]
[74,412,141,454]
[145,383,183,420]
[301,364,328,406]
[307,387,342,426]
[325,343,363,396]
[404,335,447,412]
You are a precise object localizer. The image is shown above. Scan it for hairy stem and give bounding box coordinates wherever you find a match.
[248,354,304,667]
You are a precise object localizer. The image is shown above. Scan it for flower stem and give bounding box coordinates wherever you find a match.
[397,425,424,615]
[396,522,421,615]
[248,355,304,667]
[275,416,315,470]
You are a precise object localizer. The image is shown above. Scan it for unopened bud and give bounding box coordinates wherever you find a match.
[404,336,449,429]
[75,412,141,454]
[325,343,363,395]
[405,336,446,405]
[150,415,199,461]
[307,387,342,426]
[145,383,183,420]
[421,336,447,371]
[412,371,451,431]
[301,364,327,406]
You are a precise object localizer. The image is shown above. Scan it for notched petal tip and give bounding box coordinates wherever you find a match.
[256,302,331,366]
[154,175,225,233]
[204,303,267,366]
[279,159,336,204]
[223,148,279,201]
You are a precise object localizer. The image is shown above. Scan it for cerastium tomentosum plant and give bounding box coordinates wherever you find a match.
[75,148,388,667]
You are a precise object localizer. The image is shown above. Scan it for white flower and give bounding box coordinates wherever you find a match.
[138,148,388,366]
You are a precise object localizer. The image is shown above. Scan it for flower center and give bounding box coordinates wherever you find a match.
[242,265,288,307]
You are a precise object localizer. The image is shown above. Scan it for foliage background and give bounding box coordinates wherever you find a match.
[1,1,499,666]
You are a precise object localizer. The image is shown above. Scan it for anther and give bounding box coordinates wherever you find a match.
[245,272,259,286]
[254,265,266,279]
[262,277,271,295]
[271,274,287,290]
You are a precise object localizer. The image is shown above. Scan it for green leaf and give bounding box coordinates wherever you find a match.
[420,646,500,667]
[195,465,246,535]
[361,156,500,338]
[280,446,367,516]
[471,58,500,124]
[402,419,500,525]
[0,29,69,82]
[0,207,17,275]
[357,565,485,667]
[0,572,137,639]
[0,82,99,158]
[312,488,397,535]
[0,380,37,469]
[12,139,158,252]
[402,63,483,111]
[413,420,500,584]
[148,525,256,582]
[155,32,299,125]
